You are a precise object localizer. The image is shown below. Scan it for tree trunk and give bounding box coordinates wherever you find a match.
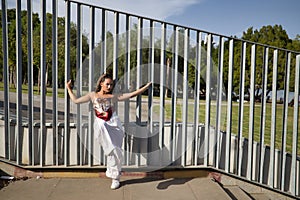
[45,63,48,94]
[10,65,16,89]
[37,67,40,94]
[165,58,171,98]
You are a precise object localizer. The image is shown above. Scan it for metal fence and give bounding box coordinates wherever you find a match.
[1,0,300,197]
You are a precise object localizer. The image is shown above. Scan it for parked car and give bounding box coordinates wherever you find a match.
[267,90,300,105]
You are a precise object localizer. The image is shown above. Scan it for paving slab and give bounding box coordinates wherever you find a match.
[188,177,232,200]
[0,178,61,200]
[124,178,197,200]
[223,185,252,200]
[0,176,232,200]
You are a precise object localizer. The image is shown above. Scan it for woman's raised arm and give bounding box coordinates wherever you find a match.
[66,80,91,104]
[117,82,152,101]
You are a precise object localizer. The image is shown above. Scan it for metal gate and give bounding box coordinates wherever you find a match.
[1,0,300,197]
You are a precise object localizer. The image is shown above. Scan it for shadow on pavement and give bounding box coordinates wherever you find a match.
[120,177,163,188]
[120,177,192,190]
[156,178,192,190]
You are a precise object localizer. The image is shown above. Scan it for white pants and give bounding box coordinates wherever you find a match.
[94,113,124,180]
[105,147,123,179]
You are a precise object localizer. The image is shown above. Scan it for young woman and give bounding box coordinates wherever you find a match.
[66,73,151,189]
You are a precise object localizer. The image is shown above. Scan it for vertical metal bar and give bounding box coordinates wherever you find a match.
[88,6,95,167]
[290,55,300,195]
[281,52,291,190]
[215,36,224,169]
[247,44,256,180]
[136,17,143,120]
[27,0,33,165]
[135,17,143,166]
[113,12,119,114]
[124,14,130,166]
[171,27,179,163]
[76,3,83,165]
[269,49,278,188]
[64,1,71,167]
[182,28,189,166]
[147,20,154,165]
[259,47,269,183]
[52,0,58,166]
[2,0,10,160]
[204,34,212,167]
[237,42,246,176]
[113,12,119,82]
[16,0,23,165]
[170,26,176,164]
[193,31,202,166]
[101,10,107,73]
[40,0,47,166]
[159,23,166,165]
[100,10,106,163]
[225,39,234,172]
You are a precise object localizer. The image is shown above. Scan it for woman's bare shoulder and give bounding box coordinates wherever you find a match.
[89,92,96,100]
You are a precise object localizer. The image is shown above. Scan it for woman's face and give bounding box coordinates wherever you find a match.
[100,78,114,93]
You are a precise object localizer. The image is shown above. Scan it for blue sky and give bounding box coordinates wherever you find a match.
[90,0,300,39]
[6,0,300,39]
[167,0,300,39]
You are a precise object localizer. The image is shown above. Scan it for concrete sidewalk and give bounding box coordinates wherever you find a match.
[0,161,295,200]
[0,176,231,200]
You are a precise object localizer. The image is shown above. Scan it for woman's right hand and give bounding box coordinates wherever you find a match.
[65,80,91,104]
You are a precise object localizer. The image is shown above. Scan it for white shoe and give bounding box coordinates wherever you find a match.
[111,179,120,190]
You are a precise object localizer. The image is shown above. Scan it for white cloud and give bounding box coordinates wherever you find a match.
[6,0,202,25]
[6,0,65,16]
[78,0,201,20]
[5,0,203,40]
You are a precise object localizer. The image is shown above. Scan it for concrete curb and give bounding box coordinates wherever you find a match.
[1,161,213,180]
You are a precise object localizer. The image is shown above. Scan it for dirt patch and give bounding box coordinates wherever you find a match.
[0,177,14,190]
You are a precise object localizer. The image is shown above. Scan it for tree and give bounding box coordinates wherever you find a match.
[0,9,89,90]
[220,25,298,100]
[241,25,292,93]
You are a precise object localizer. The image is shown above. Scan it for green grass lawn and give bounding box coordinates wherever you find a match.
[154,100,300,155]
[0,83,66,98]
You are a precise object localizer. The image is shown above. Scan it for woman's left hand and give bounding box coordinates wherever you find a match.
[145,82,152,88]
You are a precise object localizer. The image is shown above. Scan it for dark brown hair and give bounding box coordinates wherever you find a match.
[95,73,113,93]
